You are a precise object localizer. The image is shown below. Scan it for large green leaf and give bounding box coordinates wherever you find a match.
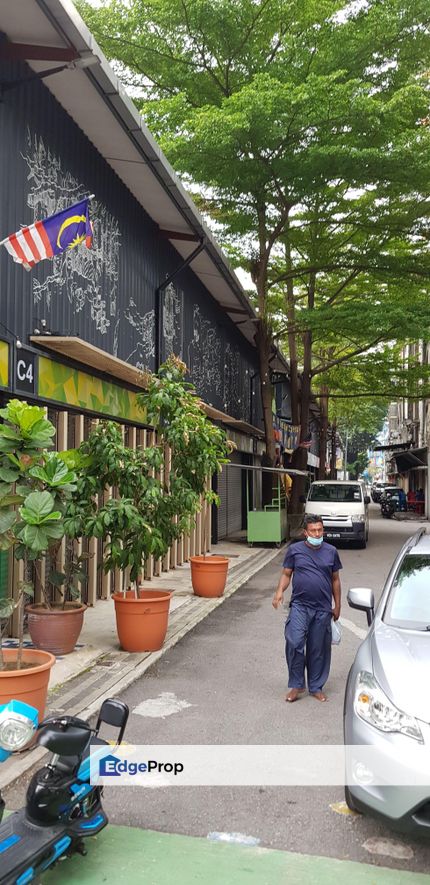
[0,467,20,482]
[20,490,55,525]
[19,520,64,552]
[0,511,17,533]
[29,456,76,487]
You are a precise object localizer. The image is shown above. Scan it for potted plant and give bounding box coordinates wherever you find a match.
[0,400,78,717]
[140,357,231,599]
[65,356,230,651]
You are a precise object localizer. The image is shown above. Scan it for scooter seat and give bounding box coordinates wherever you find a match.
[51,735,108,776]
[38,723,91,757]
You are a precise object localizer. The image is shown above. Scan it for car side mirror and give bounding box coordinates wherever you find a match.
[364,495,370,505]
[347,587,375,627]
[299,495,306,504]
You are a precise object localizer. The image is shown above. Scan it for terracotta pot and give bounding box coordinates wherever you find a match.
[0,648,55,721]
[189,555,229,597]
[112,590,172,652]
[26,603,87,656]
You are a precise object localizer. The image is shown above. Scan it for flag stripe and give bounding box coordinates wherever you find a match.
[15,230,36,264]
[31,224,48,259]
[35,220,53,257]
[22,227,41,262]
[8,233,34,267]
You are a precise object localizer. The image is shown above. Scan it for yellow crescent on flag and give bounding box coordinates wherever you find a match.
[56,214,86,249]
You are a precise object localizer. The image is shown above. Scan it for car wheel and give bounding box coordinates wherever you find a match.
[345,785,361,814]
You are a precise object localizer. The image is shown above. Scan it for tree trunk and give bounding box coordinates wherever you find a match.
[290,272,315,514]
[285,243,299,426]
[318,385,328,479]
[330,418,337,478]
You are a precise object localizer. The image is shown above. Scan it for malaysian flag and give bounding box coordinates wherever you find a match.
[1,198,93,271]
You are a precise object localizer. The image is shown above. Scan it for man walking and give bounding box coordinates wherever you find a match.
[272,514,341,703]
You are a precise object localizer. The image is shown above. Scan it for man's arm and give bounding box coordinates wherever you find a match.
[272,568,293,609]
[332,571,341,620]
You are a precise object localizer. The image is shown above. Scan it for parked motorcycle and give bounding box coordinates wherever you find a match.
[0,696,129,884]
[380,496,397,518]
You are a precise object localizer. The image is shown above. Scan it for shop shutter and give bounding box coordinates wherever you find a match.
[217,453,243,540]
[226,455,243,536]
[217,465,228,540]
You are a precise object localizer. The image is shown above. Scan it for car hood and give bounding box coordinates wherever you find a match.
[372,623,430,723]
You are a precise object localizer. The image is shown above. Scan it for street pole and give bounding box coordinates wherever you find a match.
[344,430,348,480]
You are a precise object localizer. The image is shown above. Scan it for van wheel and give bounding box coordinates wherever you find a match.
[357,538,366,549]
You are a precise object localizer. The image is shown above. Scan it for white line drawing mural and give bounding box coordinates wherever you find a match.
[162,282,183,358]
[224,342,240,413]
[124,299,155,370]
[188,304,222,399]
[22,130,121,341]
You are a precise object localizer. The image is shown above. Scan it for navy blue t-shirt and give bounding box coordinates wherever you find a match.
[283,541,342,612]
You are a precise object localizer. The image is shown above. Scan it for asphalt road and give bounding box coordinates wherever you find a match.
[97,506,430,875]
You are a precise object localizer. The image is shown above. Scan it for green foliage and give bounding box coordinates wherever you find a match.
[65,357,230,586]
[0,401,78,666]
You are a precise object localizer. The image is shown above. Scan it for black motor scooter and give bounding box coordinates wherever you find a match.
[0,697,129,885]
[380,496,396,518]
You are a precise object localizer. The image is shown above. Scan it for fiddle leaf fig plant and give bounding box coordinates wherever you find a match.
[65,356,230,594]
[0,400,77,669]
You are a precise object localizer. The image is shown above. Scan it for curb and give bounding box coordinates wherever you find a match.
[0,546,280,790]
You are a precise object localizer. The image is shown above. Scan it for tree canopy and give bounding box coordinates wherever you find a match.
[78,0,430,484]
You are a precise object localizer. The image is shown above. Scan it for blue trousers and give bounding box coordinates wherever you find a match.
[284,604,332,693]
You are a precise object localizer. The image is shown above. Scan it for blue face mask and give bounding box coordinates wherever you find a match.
[306,535,323,547]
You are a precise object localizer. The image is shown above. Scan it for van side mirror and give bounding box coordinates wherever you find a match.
[299,495,306,504]
[364,495,370,505]
[347,587,375,627]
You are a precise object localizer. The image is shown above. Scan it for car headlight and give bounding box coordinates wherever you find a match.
[0,701,38,751]
[352,515,365,523]
[354,671,423,742]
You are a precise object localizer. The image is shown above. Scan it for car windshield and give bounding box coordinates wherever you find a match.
[308,484,362,503]
[384,554,430,630]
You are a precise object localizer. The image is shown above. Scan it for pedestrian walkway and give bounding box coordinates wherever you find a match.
[42,825,430,885]
[0,540,279,790]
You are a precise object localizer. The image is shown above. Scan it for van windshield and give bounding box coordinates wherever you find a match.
[308,484,362,503]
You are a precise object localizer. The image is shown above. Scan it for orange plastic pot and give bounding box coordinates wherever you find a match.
[0,648,55,721]
[112,590,172,652]
[26,603,86,656]
[189,555,229,598]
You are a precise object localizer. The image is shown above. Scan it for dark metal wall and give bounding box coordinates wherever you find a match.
[0,58,261,423]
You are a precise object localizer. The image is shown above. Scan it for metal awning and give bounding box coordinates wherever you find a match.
[373,442,412,451]
[394,447,428,473]
[225,464,308,476]
[199,403,265,439]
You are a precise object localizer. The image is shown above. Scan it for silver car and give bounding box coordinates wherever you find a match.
[344,528,430,834]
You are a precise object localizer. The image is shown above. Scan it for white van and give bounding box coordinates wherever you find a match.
[305,480,370,548]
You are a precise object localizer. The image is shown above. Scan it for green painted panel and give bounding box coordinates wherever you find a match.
[0,340,9,388]
[38,356,145,424]
[247,509,287,543]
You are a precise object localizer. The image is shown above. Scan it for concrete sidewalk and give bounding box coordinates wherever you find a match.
[0,539,279,789]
